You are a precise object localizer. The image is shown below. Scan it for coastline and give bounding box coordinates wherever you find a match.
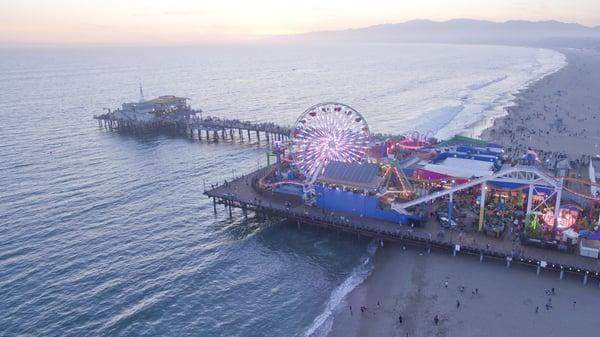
[480,48,600,158]
[462,47,567,140]
[324,48,600,337]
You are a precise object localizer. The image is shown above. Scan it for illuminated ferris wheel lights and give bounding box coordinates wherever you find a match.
[290,102,371,178]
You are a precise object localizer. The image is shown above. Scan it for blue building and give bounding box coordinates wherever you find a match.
[315,161,422,225]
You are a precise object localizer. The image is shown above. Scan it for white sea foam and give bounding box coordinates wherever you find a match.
[435,48,567,139]
[303,240,378,337]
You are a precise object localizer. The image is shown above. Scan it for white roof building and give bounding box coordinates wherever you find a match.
[423,157,495,179]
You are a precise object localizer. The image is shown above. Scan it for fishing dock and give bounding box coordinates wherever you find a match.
[205,167,600,285]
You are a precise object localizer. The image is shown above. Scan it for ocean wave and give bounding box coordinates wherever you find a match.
[467,75,508,91]
[303,240,378,337]
[435,48,567,139]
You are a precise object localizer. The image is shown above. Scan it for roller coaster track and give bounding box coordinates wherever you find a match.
[560,176,600,201]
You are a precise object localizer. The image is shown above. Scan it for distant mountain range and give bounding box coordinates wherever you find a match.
[270,19,600,48]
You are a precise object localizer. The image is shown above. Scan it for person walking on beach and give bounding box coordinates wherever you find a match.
[349,305,353,316]
[444,280,448,288]
[535,306,539,314]
[398,315,403,324]
[475,288,478,295]
[456,300,461,309]
[434,315,439,325]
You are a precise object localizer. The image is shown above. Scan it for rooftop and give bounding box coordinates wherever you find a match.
[146,95,189,105]
[317,161,381,190]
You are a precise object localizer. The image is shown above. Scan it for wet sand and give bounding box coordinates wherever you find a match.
[480,48,600,159]
[328,244,600,337]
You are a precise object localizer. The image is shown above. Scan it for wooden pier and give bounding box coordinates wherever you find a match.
[94,113,291,143]
[205,167,600,285]
[93,113,395,142]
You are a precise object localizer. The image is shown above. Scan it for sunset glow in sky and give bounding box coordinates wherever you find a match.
[1,0,599,46]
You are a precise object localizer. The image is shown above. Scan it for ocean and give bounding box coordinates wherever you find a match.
[0,43,564,337]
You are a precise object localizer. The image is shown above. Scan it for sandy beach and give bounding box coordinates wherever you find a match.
[481,48,600,159]
[328,243,600,337]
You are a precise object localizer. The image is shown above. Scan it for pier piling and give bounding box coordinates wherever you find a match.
[560,267,565,280]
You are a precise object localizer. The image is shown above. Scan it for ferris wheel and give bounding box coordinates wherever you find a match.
[290,102,371,180]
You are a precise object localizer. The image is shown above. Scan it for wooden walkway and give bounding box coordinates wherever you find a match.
[205,167,600,285]
[94,113,395,142]
[94,113,290,142]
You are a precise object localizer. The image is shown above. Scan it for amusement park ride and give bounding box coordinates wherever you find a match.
[261,102,417,207]
[287,102,372,203]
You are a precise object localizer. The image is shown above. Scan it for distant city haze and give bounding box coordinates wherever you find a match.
[1,0,600,46]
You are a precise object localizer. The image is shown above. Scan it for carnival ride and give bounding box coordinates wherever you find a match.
[378,160,414,203]
[259,103,373,202]
[290,102,371,183]
[397,131,432,151]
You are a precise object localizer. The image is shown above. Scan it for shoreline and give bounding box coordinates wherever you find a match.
[480,48,600,159]
[465,47,567,140]
[324,48,600,337]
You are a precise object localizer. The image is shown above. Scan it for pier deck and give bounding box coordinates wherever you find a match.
[94,113,394,142]
[94,114,291,142]
[206,167,600,283]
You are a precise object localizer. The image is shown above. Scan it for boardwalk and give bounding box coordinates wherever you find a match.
[205,167,600,284]
[94,113,395,142]
[94,113,291,142]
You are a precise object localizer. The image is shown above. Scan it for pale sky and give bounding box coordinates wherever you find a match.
[1,0,599,46]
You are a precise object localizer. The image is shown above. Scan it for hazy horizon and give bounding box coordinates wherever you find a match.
[1,0,600,47]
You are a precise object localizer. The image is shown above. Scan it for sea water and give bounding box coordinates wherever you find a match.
[0,43,564,337]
